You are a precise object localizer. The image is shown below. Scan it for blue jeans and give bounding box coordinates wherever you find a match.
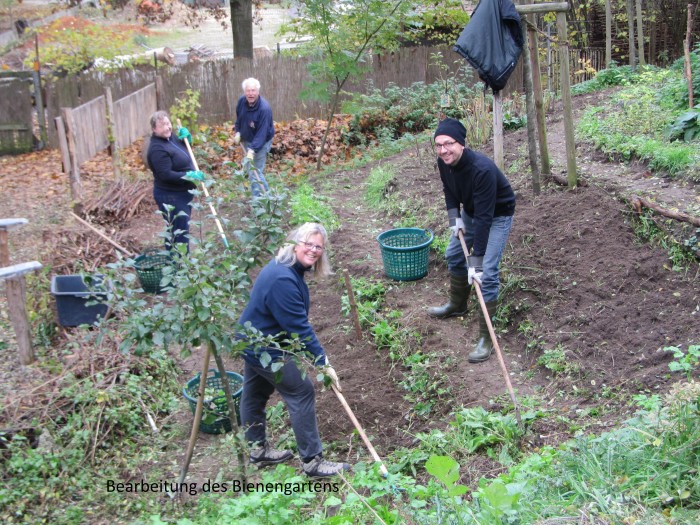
[239,358,323,461]
[445,212,514,303]
[153,188,192,251]
[243,139,271,197]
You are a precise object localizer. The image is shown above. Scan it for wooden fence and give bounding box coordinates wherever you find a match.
[113,83,157,148]
[55,81,157,208]
[0,76,34,155]
[40,44,604,147]
[40,45,513,148]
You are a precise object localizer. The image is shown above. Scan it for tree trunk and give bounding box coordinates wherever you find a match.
[230,0,254,59]
[605,0,612,67]
[635,0,646,65]
[316,74,348,171]
[627,0,636,66]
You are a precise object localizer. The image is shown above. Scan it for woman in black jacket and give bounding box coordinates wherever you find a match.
[146,111,203,251]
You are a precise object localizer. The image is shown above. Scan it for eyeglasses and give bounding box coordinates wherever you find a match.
[435,140,457,151]
[299,241,324,252]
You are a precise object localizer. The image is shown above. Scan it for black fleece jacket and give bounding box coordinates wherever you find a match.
[438,148,515,256]
[146,134,196,193]
[238,259,327,367]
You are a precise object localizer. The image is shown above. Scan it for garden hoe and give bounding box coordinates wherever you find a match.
[457,230,522,427]
[176,120,229,249]
[331,384,389,477]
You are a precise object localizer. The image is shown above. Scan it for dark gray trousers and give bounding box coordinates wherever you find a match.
[239,359,323,461]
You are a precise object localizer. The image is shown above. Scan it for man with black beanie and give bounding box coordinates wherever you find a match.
[428,118,516,363]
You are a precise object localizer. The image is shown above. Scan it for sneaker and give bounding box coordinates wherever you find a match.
[249,444,293,466]
[302,455,351,477]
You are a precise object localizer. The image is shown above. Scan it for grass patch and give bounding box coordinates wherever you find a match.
[576,66,700,182]
[289,182,340,232]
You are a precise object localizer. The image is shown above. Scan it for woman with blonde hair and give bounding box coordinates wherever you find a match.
[237,223,349,477]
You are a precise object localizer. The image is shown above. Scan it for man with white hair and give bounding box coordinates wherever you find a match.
[233,77,274,197]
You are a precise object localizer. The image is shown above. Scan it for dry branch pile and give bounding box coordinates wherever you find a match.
[43,230,141,274]
[83,179,154,225]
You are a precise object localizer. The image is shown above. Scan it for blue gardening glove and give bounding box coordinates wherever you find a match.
[450,217,465,238]
[245,149,255,162]
[184,170,205,181]
[177,127,192,143]
[467,255,483,285]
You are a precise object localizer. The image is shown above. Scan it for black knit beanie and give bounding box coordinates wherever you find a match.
[434,118,466,146]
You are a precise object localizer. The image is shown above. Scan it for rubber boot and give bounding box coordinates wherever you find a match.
[468,300,498,363]
[427,274,471,319]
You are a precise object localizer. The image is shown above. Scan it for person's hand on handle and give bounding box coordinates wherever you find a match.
[184,170,205,181]
[178,127,192,143]
[467,255,483,285]
[322,365,341,392]
[233,132,241,145]
[451,217,465,238]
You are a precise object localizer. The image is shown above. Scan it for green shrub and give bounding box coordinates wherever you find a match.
[665,108,700,143]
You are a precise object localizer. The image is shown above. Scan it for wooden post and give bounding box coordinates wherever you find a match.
[32,71,47,149]
[493,91,504,171]
[0,219,41,366]
[60,107,84,213]
[55,116,72,175]
[527,14,551,176]
[685,4,694,109]
[155,75,164,110]
[520,17,541,194]
[556,11,577,187]
[104,87,122,180]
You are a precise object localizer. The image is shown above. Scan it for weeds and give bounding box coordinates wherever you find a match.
[665,344,700,381]
[537,345,581,376]
[289,182,341,232]
[365,164,397,207]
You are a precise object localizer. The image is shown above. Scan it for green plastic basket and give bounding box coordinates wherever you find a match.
[377,228,434,281]
[134,248,171,294]
[183,370,244,434]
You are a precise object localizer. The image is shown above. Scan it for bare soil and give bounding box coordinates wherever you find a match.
[1,87,699,492]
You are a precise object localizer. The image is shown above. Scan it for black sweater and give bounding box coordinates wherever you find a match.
[438,148,516,256]
[146,135,196,193]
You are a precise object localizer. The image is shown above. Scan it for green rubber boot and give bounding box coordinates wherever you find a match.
[427,274,471,319]
[468,300,498,363]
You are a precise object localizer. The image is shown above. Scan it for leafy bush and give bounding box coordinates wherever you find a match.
[665,107,700,142]
[571,62,657,95]
[169,88,201,135]
[343,74,499,147]
[659,43,700,110]
[26,17,133,76]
